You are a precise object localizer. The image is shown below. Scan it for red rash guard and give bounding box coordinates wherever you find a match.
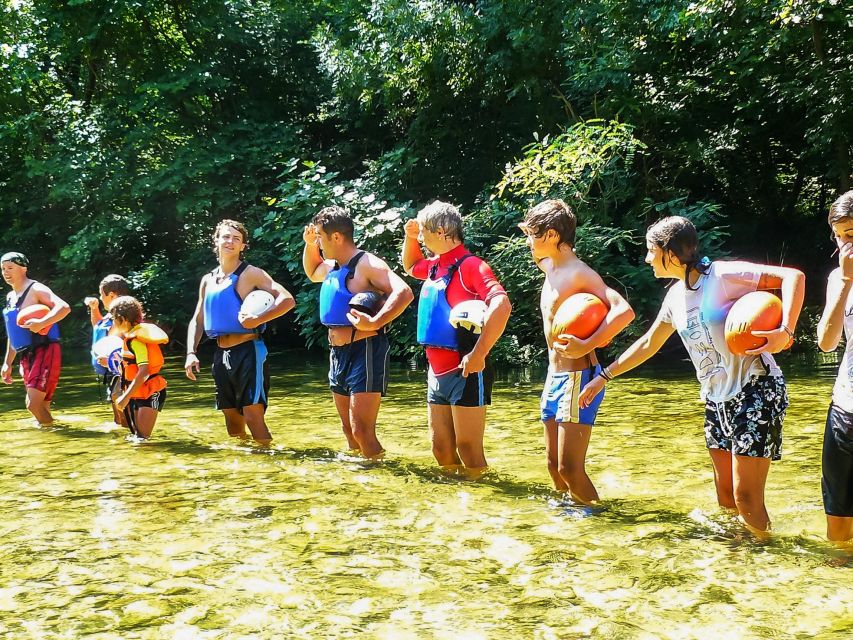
[411,244,508,375]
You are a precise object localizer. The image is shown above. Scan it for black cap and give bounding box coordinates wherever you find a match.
[0,252,28,267]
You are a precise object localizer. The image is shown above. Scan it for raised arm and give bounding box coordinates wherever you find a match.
[402,219,425,276]
[85,297,104,327]
[184,277,207,381]
[303,224,331,283]
[578,315,676,408]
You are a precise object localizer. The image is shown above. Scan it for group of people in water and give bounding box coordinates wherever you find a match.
[3,191,853,544]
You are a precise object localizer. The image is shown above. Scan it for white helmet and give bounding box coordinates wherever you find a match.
[449,300,488,334]
[241,290,275,317]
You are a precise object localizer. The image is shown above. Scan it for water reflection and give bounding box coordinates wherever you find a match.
[0,353,850,638]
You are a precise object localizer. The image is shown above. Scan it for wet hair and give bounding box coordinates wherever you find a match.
[99,274,131,298]
[523,199,576,248]
[109,296,144,326]
[213,219,250,259]
[828,191,853,226]
[312,206,354,242]
[646,216,709,290]
[417,200,464,242]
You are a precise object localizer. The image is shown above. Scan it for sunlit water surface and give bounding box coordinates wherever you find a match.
[0,353,851,639]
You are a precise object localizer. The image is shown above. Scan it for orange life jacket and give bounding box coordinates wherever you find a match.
[121,323,168,399]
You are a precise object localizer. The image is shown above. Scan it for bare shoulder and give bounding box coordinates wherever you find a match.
[548,258,604,293]
[362,251,392,273]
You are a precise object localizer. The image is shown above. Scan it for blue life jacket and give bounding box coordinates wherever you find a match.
[203,262,264,338]
[319,251,365,327]
[2,282,61,352]
[416,255,472,349]
[91,315,113,374]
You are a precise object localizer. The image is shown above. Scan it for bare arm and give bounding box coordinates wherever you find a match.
[460,293,512,377]
[578,316,676,408]
[115,362,150,410]
[347,256,414,331]
[23,284,71,333]
[302,224,331,283]
[184,277,207,380]
[238,267,296,328]
[818,268,852,352]
[85,297,104,327]
[1,340,15,384]
[402,219,425,276]
[553,267,635,359]
[748,265,806,354]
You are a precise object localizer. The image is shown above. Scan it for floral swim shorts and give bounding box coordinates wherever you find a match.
[703,375,788,461]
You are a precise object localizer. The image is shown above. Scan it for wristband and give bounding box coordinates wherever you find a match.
[186,351,196,357]
[596,371,610,383]
[781,326,794,339]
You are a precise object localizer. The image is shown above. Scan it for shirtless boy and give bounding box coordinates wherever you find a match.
[520,200,635,504]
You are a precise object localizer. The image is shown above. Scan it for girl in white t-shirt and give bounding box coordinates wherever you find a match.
[816,190,853,544]
[579,216,804,535]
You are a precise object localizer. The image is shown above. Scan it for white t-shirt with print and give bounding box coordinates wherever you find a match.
[831,269,853,412]
[657,260,782,404]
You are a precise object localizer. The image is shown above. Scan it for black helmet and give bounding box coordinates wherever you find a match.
[349,291,385,315]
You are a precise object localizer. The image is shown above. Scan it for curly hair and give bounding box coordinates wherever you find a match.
[109,296,144,326]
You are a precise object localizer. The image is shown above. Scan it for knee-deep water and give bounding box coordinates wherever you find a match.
[0,352,851,639]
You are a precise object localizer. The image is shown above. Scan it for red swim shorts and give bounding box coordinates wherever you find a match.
[20,343,61,401]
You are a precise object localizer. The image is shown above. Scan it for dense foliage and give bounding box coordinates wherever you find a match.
[1,0,850,362]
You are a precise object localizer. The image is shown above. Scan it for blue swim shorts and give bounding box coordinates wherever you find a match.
[427,362,494,407]
[329,333,390,396]
[540,365,605,426]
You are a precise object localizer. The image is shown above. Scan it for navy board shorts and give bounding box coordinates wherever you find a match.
[427,361,494,407]
[540,365,605,426]
[704,375,787,460]
[212,339,270,412]
[329,333,390,396]
[822,403,853,517]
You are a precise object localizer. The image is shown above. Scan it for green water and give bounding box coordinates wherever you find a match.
[0,354,851,639]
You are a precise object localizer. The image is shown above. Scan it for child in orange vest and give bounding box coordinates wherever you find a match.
[109,296,168,439]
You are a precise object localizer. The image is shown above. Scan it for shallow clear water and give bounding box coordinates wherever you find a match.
[0,353,851,639]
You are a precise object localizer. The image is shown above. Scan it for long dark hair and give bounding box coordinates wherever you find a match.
[646,216,709,290]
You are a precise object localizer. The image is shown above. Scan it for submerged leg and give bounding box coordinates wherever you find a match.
[543,419,568,491]
[708,448,737,511]
[332,392,360,451]
[349,392,383,459]
[243,404,272,445]
[429,403,461,470]
[557,421,598,505]
[732,454,772,535]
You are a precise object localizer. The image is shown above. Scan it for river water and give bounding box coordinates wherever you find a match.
[0,354,850,639]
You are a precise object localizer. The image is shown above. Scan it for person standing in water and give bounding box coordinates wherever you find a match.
[817,190,853,544]
[402,201,511,478]
[185,220,295,445]
[303,206,413,458]
[579,216,803,536]
[85,274,131,419]
[520,200,635,504]
[2,252,70,425]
